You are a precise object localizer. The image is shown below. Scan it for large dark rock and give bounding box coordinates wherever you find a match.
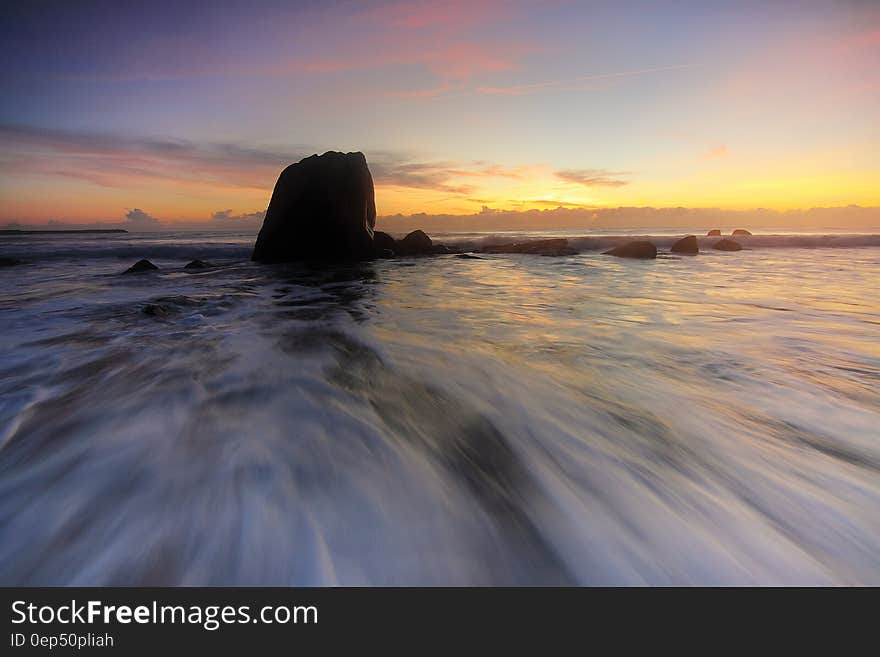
[252,151,376,262]
[372,231,397,255]
[124,259,159,274]
[602,241,657,259]
[707,229,722,236]
[712,239,742,251]
[0,257,23,267]
[732,229,752,236]
[397,229,433,256]
[670,235,699,254]
[481,238,576,256]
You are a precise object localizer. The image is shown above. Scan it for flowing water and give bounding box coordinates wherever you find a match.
[1,230,879,585]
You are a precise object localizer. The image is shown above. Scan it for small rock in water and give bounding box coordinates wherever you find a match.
[602,241,658,259]
[372,230,397,255]
[397,229,433,256]
[707,229,722,236]
[481,238,576,256]
[0,257,23,267]
[712,239,742,251]
[184,259,212,269]
[124,259,159,274]
[732,229,752,236]
[456,253,483,260]
[143,303,170,318]
[670,235,699,255]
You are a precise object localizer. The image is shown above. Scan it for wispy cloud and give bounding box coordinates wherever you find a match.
[717,8,880,110]
[555,169,629,187]
[0,125,585,196]
[370,159,476,194]
[251,0,536,84]
[4,0,534,87]
[474,63,697,96]
[286,39,533,81]
[365,0,503,31]
[0,125,295,191]
[0,124,632,219]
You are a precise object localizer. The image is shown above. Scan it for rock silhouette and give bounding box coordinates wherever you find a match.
[482,238,576,256]
[397,229,433,256]
[124,259,159,274]
[732,229,752,236]
[372,231,397,255]
[671,235,699,254]
[184,259,211,269]
[712,239,742,251]
[0,257,23,267]
[252,151,376,262]
[603,241,657,259]
[707,229,722,236]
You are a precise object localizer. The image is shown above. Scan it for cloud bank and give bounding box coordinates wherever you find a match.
[124,208,160,227]
[376,205,880,233]
[9,204,876,234]
[212,209,266,223]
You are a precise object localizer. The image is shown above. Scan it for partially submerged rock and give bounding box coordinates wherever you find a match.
[707,229,722,236]
[0,257,23,267]
[670,235,699,254]
[602,241,657,259]
[142,295,198,317]
[482,238,576,256]
[372,230,397,255]
[124,259,159,274]
[252,151,376,262]
[712,239,742,251]
[732,229,752,236]
[184,259,212,269]
[397,229,433,256]
[143,303,170,318]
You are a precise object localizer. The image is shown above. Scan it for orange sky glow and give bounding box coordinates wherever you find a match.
[1,1,877,229]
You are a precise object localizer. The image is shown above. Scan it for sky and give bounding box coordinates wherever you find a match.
[0,0,878,229]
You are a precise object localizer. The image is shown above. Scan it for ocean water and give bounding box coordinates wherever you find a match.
[1,230,879,585]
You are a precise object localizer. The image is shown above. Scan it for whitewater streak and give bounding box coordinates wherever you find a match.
[1,229,878,585]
